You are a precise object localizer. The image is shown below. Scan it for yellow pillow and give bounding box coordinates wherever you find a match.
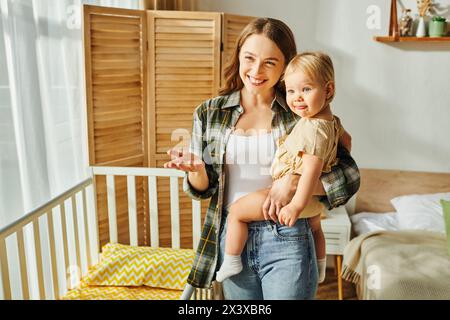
[84,243,194,290]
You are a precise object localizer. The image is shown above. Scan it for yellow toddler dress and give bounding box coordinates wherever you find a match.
[270,115,344,218]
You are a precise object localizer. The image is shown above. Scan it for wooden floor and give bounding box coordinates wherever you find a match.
[316,268,357,300]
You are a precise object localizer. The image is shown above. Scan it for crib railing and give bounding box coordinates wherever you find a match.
[0,166,213,300]
[91,166,203,249]
[0,178,93,300]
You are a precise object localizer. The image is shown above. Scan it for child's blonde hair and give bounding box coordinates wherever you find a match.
[284,52,335,104]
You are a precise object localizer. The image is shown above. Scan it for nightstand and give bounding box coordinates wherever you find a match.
[321,205,351,300]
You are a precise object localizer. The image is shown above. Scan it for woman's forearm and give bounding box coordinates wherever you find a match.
[188,167,209,193]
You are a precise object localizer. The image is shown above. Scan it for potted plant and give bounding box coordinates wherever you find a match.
[429,16,447,37]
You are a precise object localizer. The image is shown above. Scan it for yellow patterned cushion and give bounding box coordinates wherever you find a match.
[84,243,194,290]
[62,280,183,300]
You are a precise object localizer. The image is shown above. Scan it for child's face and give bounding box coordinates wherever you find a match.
[284,71,330,118]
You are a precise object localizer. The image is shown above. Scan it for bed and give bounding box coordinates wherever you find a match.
[342,169,450,300]
[0,167,213,300]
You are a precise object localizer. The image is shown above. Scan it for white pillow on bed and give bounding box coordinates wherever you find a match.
[350,212,398,236]
[391,192,450,234]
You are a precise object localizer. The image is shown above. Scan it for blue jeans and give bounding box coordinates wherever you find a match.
[218,211,318,300]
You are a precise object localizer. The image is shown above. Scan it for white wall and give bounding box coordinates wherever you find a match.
[198,0,450,173]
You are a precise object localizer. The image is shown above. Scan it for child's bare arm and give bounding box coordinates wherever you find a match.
[290,154,324,210]
[339,129,352,152]
[278,154,324,226]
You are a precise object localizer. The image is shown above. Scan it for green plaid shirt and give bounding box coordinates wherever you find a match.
[183,90,360,288]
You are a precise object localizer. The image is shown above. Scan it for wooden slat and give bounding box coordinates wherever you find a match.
[155,33,213,41]
[170,177,180,249]
[46,211,60,299]
[106,175,118,243]
[127,175,138,246]
[91,38,141,47]
[59,203,70,290]
[91,14,140,25]
[155,19,214,28]
[156,54,213,61]
[156,40,213,47]
[149,176,159,247]
[156,60,212,68]
[91,30,141,40]
[156,47,213,55]
[92,46,141,54]
[81,188,92,267]
[71,196,82,283]
[16,229,29,300]
[156,86,211,94]
[91,22,141,32]
[156,26,212,34]
[93,123,142,137]
[0,237,11,300]
[95,138,142,152]
[33,220,46,299]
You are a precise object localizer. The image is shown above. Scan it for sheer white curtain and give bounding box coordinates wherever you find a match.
[0,0,141,299]
[0,0,141,227]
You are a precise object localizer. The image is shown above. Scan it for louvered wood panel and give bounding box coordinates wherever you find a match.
[84,5,148,248]
[221,14,256,86]
[148,11,221,248]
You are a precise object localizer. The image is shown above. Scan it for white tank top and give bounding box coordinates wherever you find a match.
[223,132,276,209]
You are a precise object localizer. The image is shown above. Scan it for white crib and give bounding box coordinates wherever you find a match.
[0,166,212,300]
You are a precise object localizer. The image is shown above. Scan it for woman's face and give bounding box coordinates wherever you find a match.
[239,34,285,95]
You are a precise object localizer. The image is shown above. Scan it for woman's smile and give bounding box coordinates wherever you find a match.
[247,75,267,86]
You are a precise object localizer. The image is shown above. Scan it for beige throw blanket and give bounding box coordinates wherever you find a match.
[342,230,450,299]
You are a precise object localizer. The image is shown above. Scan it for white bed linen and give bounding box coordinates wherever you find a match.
[391,192,450,234]
[350,212,398,236]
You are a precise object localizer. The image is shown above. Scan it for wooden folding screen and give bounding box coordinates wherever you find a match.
[84,5,148,246]
[84,5,255,248]
[147,11,221,247]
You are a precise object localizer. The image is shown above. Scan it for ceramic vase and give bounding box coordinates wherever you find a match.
[416,17,427,37]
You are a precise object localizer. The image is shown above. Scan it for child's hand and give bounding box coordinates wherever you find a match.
[278,203,301,227]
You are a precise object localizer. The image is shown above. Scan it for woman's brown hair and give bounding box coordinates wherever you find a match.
[219,18,297,96]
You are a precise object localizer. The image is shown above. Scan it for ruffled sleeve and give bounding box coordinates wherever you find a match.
[283,118,332,161]
[271,117,342,179]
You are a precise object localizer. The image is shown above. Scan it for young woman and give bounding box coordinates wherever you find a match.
[164,18,360,300]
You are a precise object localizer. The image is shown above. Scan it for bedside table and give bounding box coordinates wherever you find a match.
[321,205,351,300]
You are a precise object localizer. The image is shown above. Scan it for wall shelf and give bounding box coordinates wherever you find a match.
[374,36,450,42]
[375,0,449,44]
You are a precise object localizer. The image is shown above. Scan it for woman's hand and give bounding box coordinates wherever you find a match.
[163,148,205,173]
[263,174,325,222]
[278,203,301,227]
[339,130,352,153]
[263,174,299,222]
